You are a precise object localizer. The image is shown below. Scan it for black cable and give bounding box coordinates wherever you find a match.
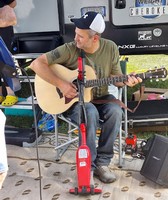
[16,65,43,200]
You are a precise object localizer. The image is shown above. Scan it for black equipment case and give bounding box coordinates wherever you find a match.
[140,134,168,186]
[127,99,168,128]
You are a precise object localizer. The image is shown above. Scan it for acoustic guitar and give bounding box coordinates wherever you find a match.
[35,64,167,114]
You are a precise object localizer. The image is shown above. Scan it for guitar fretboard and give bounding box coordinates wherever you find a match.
[85,73,145,88]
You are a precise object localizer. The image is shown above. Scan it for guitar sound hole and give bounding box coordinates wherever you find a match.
[72,79,79,92]
[56,87,63,98]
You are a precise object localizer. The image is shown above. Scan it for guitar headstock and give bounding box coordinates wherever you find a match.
[144,67,167,81]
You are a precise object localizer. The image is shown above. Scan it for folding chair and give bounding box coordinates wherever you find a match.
[53,59,128,164]
[53,114,79,161]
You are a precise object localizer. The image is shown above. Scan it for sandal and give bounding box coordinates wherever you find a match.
[0,96,5,103]
[2,95,18,107]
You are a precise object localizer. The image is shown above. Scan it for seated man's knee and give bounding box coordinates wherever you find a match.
[106,103,123,119]
[85,103,99,121]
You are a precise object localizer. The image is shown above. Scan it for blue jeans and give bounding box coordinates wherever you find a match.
[64,94,123,168]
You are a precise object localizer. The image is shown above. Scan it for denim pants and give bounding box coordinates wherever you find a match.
[64,94,123,168]
[0,110,8,174]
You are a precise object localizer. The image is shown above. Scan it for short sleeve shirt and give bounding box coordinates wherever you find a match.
[46,38,122,99]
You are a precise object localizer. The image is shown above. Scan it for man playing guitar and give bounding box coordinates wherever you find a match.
[30,11,142,184]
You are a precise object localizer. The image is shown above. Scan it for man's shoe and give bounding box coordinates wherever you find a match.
[94,166,116,183]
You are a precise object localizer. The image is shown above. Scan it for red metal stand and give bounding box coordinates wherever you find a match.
[69,123,102,195]
[69,53,102,195]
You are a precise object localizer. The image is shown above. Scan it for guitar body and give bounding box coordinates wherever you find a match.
[35,64,97,114]
[35,64,167,114]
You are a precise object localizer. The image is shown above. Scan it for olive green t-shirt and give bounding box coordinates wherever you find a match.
[46,38,122,99]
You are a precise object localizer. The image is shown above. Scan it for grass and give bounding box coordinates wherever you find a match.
[135,131,168,140]
[125,54,168,73]
[6,115,34,128]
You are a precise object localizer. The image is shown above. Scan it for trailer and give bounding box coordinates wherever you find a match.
[12,0,168,129]
[12,0,168,55]
[1,2,168,199]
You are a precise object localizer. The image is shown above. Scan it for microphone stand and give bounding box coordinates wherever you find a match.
[77,50,87,126]
[69,50,102,195]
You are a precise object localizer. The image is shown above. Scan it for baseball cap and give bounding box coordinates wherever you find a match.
[70,11,105,34]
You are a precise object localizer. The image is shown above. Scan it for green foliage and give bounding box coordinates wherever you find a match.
[136,132,168,140]
[6,115,34,128]
[15,82,34,98]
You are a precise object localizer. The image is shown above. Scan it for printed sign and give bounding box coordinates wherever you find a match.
[112,0,168,26]
[63,0,109,23]
[109,25,168,55]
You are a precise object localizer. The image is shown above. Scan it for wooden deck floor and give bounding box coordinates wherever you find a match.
[0,132,168,200]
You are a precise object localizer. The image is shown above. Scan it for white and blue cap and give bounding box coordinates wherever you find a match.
[71,11,105,34]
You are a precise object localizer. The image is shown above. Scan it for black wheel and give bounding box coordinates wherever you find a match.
[74,187,78,195]
[81,186,87,194]
[90,185,95,195]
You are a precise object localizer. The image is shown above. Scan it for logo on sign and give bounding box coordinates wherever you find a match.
[138,31,152,40]
[153,28,162,37]
[118,44,136,49]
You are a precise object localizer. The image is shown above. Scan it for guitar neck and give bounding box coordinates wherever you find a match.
[85,73,145,88]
